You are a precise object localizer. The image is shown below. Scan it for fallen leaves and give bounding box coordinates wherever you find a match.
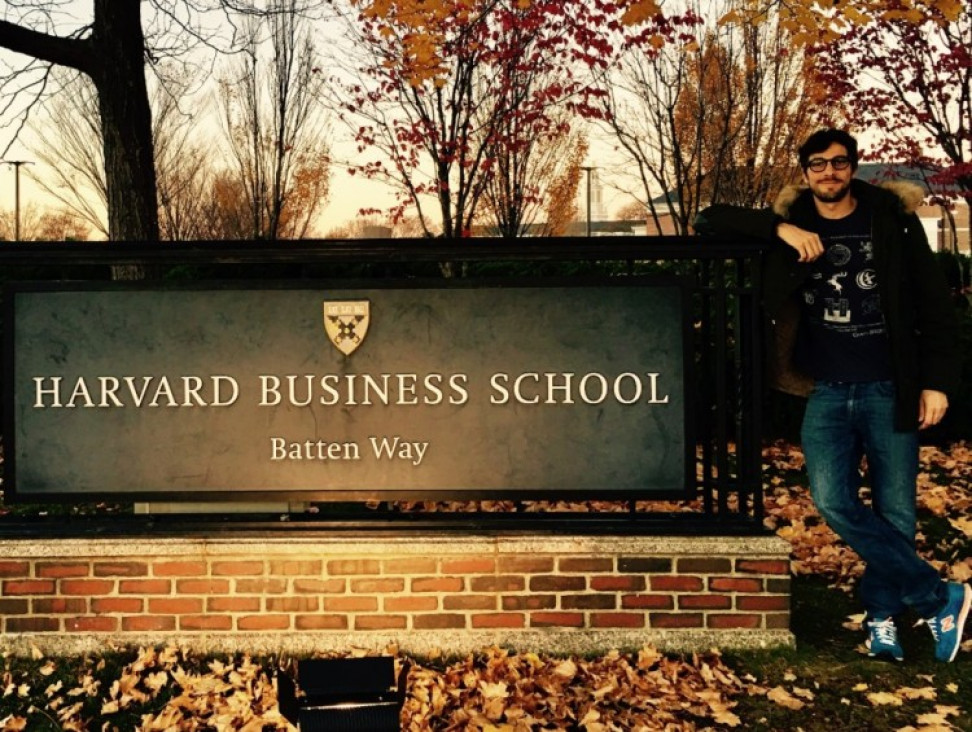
[402,646,750,730]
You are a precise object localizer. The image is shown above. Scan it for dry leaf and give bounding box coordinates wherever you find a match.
[867,691,904,706]
[767,686,805,710]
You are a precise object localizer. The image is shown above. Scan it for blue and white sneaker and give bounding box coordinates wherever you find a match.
[866,617,904,662]
[923,582,971,663]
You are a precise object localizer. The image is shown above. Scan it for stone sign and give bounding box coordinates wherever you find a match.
[3,281,690,501]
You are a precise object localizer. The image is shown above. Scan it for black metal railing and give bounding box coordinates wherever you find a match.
[0,236,768,535]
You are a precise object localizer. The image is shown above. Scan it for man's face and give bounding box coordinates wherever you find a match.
[802,142,854,204]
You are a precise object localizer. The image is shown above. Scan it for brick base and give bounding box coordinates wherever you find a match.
[0,534,793,655]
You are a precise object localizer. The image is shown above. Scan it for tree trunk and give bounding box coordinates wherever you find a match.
[90,0,159,243]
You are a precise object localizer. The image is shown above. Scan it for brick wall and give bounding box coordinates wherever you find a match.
[0,535,793,656]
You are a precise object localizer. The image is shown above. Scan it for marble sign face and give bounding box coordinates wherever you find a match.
[5,280,689,501]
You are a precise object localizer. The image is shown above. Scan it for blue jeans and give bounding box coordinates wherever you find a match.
[801,380,946,619]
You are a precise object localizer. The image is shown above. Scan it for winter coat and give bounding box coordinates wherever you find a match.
[694,178,960,431]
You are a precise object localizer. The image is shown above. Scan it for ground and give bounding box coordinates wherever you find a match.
[1,441,970,731]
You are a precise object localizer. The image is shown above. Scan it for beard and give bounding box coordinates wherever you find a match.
[810,178,852,203]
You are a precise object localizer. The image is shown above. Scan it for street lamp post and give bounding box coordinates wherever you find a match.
[2,160,33,241]
[580,165,594,237]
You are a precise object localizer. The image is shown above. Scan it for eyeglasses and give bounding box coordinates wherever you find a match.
[806,156,852,173]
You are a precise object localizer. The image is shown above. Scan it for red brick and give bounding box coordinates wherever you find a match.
[498,557,554,573]
[591,576,645,592]
[35,562,89,579]
[531,612,584,628]
[766,614,791,629]
[6,617,59,633]
[296,615,349,630]
[0,561,29,577]
[149,598,204,615]
[650,576,703,592]
[649,613,704,628]
[266,597,319,613]
[709,577,763,593]
[618,557,671,573]
[33,598,87,614]
[355,615,407,630]
[591,613,645,628]
[350,578,405,594]
[559,558,613,573]
[61,579,113,596]
[93,562,147,577]
[736,560,790,575]
[0,599,29,615]
[177,579,230,594]
[4,579,56,595]
[530,576,586,592]
[119,580,171,595]
[66,617,118,632]
[677,558,732,573]
[238,615,290,631]
[442,559,495,574]
[621,594,674,610]
[413,614,465,630]
[327,560,380,575]
[181,615,233,631]
[562,595,615,610]
[383,559,437,574]
[208,597,262,613]
[707,614,761,629]
[679,595,732,610]
[211,561,264,577]
[737,595,790,612]
[293,579,345,594]
[92,598,143,614]
[412,577,463,593]
[472,613,525,629]
[122,616,176,632]
[385,596,438,612]
[470,576,524,592]
[153,561,208,577]
[443,595,496,611]
[323,596,378,612]
[269,560,323,576]
[502,595,556,611]
[239,579,290,594]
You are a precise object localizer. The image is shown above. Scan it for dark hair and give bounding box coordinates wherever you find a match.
[798,129,859,171]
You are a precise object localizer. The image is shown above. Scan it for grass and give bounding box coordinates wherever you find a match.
[727,575,972,731]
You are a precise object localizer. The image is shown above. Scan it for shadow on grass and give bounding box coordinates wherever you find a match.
[725,575,972,731]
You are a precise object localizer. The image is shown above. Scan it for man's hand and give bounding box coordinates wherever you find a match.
[918,389,949,430]
[776,222,824,262]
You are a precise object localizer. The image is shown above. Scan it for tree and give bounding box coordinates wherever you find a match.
[0,203,89,241]
[1,2,158,240]
[592,0,833,235]
[217,2,331,240]
[479,125,588,237]
[326,0,618,238]
[810,0,971,210]
[26,72,108,238]
[0,1,322,242]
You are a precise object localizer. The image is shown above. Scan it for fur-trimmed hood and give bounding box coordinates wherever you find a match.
[772,179,926,218]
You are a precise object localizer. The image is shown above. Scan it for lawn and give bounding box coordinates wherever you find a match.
[1,441,970,731]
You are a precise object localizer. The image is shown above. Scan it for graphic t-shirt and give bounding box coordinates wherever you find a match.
[799,202,893,382]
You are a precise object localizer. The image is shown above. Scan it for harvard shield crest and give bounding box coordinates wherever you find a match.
[323,300,370,356]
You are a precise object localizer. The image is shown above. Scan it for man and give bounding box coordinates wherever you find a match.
[694,129,969,663]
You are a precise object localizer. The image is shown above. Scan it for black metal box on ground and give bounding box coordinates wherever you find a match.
[278,656,406,731]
